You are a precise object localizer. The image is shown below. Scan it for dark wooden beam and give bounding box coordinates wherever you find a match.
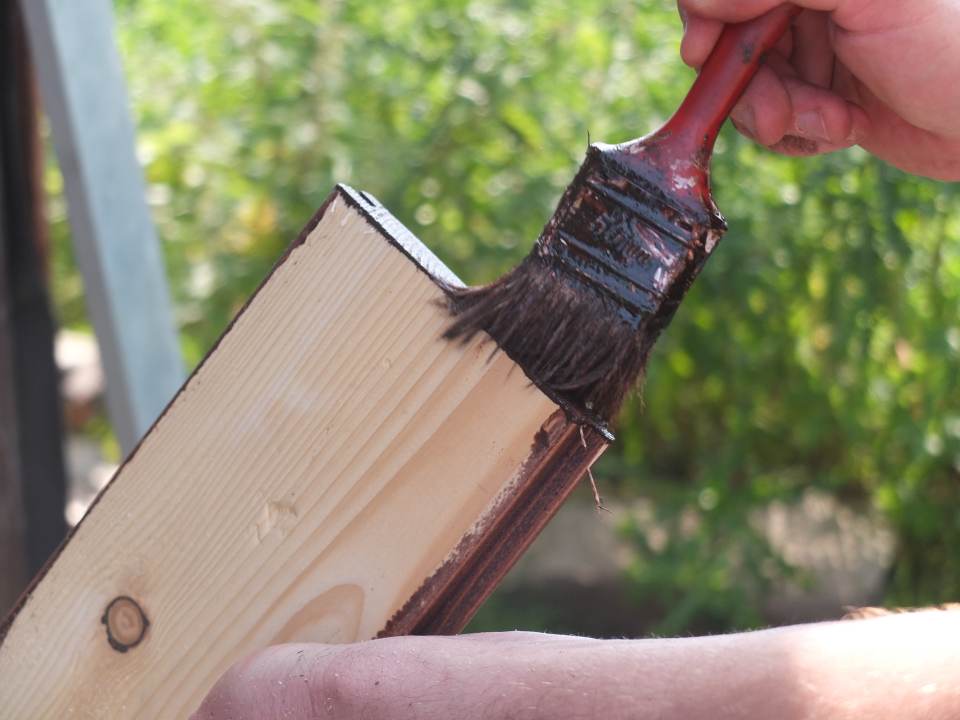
[0,1,29,617]
[0,123,28,617]
[1,0,67,587]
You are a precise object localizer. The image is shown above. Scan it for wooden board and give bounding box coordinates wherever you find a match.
[0,186,608,718]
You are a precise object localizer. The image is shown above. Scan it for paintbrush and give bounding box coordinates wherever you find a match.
[445,5,801,433]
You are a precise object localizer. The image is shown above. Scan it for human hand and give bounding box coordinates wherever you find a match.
[677,0,960,180]
[192,612,960,720]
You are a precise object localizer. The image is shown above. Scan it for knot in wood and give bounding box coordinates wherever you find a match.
[101,596,149,653]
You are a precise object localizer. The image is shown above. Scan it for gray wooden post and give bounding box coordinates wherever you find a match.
[20,0,184,453]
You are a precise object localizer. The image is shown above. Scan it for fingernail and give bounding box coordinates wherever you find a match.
[732,106,757,139]
[796,111,829,142]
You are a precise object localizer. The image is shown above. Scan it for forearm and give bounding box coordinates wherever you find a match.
[194,610,960,719]
[600,610,960,720]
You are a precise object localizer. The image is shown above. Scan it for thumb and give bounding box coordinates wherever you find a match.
[681,0,843,23]
[678,1,844,69]
[677,0,844,23]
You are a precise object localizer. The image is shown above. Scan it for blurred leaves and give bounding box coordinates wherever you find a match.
[48,0,960,632]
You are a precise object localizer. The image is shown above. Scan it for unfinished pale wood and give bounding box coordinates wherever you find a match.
[0,187,606,718]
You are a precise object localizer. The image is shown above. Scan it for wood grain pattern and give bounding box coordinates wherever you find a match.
[0,186,607,718]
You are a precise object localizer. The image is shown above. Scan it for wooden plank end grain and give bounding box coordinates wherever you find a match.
[0,185,608,718]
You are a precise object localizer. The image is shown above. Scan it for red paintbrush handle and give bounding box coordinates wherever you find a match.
[661,4,801,157]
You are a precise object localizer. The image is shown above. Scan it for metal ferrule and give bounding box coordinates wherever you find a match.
[537,145,726,330]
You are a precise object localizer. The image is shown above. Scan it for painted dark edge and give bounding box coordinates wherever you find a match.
[0,187,341,648]
[335,184,464,290]
[338,185,615,442]
[379,418,608,637]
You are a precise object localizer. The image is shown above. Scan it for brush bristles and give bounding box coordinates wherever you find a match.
[444,253,653,425]
[443,143,725,429]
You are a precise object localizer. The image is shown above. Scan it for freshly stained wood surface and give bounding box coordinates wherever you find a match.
[0,187,607,718]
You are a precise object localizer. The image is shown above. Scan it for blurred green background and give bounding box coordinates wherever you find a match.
[49,0,960,635]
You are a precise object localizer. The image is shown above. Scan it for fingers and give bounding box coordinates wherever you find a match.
[677,1,867,158]
[679,12,723,68]
[730,64,870,154]
[677,0,833,71]
[677,1,840,70]
[678,10,794,69]
[730,65,793,146]
[791,10,834,87]
[680,0,841,24]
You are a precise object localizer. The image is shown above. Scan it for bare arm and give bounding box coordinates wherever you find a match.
[192,610,960,719]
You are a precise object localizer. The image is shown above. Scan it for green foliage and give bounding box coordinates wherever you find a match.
[611,146,960,627]
[49,0,960,633]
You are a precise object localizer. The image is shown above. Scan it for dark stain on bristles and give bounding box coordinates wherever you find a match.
[444,142,726,432]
